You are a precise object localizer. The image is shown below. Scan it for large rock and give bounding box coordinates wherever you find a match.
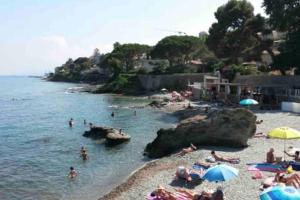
[145,108,257,158]
[83,126,130,145]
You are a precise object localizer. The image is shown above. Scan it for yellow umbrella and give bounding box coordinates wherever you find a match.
[268,127,300,160]
[268,127,300,139]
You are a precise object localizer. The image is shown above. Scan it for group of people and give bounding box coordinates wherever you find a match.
[149,185,224,200]
[266,148,300,163]
[68,146,89,179]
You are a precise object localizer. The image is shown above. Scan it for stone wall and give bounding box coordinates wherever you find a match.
[234,74,300,87]
[138,73,209,91]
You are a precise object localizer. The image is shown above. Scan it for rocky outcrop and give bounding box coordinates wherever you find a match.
[145,108,257,158]
[83,126,130,145]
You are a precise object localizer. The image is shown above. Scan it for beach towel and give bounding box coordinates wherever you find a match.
[193,163,210,170]
[247,163,286,172]
[289,162,300,171]
[251,170,263,179]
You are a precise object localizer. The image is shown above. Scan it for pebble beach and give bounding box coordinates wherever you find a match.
[101,111,300,200]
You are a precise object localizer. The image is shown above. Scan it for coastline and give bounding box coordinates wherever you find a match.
[99,110,300,200]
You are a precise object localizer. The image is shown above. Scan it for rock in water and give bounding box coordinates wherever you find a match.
[145,108,257,158]
[83,126,131,145]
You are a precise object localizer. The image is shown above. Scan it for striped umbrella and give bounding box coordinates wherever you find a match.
[260,186,300,200]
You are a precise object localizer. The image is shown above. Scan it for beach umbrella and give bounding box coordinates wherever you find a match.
[268,127,300,160]
[268,127,300,139]
[239,98,258,106]
[202,164,238,182]
[260,186,300,200]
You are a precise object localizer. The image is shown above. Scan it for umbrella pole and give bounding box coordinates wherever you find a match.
[284,140,286,161]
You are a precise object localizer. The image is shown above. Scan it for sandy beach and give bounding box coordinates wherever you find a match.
[100,110,300,200]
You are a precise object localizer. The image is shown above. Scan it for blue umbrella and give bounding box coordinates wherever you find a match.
[239,99,258,106]
[260,186,300,200]
[202,164,238,182]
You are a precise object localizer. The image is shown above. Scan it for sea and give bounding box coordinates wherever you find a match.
[0,76,177,200]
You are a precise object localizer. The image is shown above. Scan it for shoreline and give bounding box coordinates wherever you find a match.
[99,110,300,200]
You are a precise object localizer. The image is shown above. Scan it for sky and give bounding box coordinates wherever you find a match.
[0,0,265,75]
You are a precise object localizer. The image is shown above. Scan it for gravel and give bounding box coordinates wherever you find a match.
[101,111,300,200]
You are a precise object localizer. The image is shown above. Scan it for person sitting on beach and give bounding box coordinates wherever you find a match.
[176,144,197,156]
[175,166,204,182]
[68,166,77,179]
[266,148,275,163]
[284,150,300,162]
[210,151,240,164]
[69,118,74,127]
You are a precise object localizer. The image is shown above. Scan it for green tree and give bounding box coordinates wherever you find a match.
[151,35,212,67]
[112,43,151,71]
[263,0,300,73]
[206,0,266,64]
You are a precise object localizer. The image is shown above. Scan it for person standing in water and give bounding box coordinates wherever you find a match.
[81,149,88,160]
[69,118,74,127]
[68,166,77,179]
[83,119,87,125]
[134,110,137,116]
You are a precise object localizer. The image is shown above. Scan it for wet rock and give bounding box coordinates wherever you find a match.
[83,126,130,145]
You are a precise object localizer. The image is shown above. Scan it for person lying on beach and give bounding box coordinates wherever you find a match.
[176,144,197,156]
[274,170,300,188]
[210,151,240,163]
[194,161,212,169]
[253,132,266,138]
[175,166,204,182]
[256,120,263,124]
[175,187,224,200]
[266,148,275,163]
[68,167,77,179]
[284,150,300,162]
[149,185,178,200]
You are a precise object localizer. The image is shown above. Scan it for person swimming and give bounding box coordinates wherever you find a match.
[69,118,74,127]
[111,112,115,117]
[68,166,77,179]
[81,150,88,160]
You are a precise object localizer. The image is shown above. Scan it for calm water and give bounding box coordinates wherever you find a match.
[0,76,177,200]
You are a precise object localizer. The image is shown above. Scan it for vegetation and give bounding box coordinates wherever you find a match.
[263,0,300,74]
[206,0,267,64]
[49,0,300,93]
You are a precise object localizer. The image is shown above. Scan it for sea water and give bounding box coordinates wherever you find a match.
[0,76,177,200]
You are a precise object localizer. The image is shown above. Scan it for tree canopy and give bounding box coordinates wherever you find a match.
[151,35,213,67]
[263,0,300,72]
[206,0,266,64]
[100,43,151,76]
